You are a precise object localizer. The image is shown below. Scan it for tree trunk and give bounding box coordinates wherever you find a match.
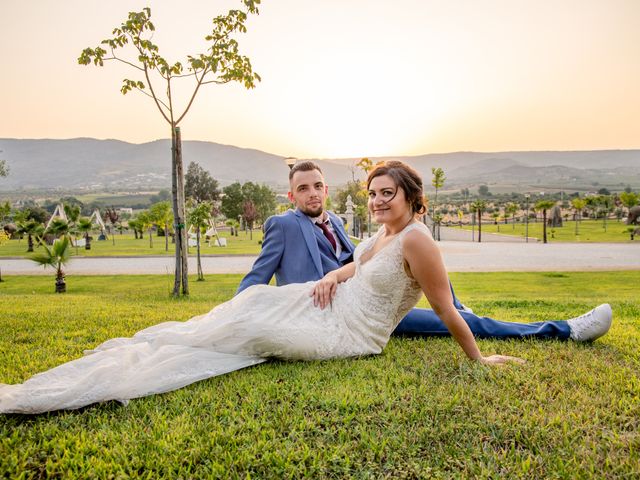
[85,233,91,250]
[27,234,34,252]
[171,126,189,296]
[55,267,66,293]
[543,210,548,243]
[477,210,482,243]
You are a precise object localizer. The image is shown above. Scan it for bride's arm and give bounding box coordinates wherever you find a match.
[311,262,356,309]
[403,230,523,365]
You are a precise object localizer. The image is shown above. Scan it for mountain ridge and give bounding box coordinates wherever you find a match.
[1,138,639,193]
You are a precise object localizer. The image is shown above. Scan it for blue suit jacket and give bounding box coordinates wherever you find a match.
[237,209,355,294]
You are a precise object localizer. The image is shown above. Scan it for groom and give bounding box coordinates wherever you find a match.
[237,161,611,341]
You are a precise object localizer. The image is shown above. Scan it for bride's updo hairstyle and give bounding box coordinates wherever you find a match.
[366,161,427,215]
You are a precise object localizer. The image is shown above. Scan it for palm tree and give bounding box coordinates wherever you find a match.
[225,219,239,236]
[77,217,95,250]
[571,198,586,235]
[64,205,81,253]
[470,200,487,242]
[30,236,72,293]
[187,201,212,281]
[16,219,43,252]
[534,200,556,244]
[46,218,70,239]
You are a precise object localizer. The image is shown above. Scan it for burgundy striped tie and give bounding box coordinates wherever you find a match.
[316,221,337,251]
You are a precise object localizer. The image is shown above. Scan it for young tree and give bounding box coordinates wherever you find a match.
[242,200,258,240]
[504,202,518,230]
[104,208,120,245]
[535,200,556,244]
[491,211,501,231]
[431,167,446,216]
[187,201,212,281]
[584,196,599,219]
[185,162,220,205]
[598,195,612,232]
[150,201,173,251]
[137,211,155,248]
[620,191,638,217]
[0,201,12,225]
[78,1,261,297]
[470,200,487,243]
[30,236,72,293]
[571,197,586,235]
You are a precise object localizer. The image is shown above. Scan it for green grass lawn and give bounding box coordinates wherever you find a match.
[459,219,637,242]
[1,272,638,478]
[0,230,264,258]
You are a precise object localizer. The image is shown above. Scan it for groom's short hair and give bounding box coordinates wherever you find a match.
[289,161,323,181]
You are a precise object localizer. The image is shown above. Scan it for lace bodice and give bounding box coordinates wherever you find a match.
[353,222,425,323]
[1,221,430,414]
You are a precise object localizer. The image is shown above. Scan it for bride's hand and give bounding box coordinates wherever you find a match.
[311,272,338,309]
[479,354,526,366]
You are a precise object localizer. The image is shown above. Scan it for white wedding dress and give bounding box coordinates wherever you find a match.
[0,223,427,414]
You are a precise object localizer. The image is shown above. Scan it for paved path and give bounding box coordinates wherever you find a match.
[1,242,637,275]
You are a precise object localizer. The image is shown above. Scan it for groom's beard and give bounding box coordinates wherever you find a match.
[299,204,324,217]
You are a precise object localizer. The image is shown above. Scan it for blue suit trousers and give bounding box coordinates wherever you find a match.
[394,282,571,340]
[394,308,571,339]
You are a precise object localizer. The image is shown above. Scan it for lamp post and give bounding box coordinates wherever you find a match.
[524,193,530,243]
[284,157,297,170]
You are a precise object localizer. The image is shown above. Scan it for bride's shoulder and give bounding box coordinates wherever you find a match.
[400,222,435,251]
[401,221,432,239]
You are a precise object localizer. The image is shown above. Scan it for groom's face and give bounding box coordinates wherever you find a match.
[288,169,328,217]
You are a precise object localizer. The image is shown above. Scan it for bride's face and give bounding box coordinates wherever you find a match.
[368,174,411,224]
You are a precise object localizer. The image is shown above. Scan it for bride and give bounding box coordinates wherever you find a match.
[1,161,523,414]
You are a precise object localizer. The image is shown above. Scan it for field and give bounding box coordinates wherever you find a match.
[1,272,638,478]
[459,219,637,243]
[0,229,265,257]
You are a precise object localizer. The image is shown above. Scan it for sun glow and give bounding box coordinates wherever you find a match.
[0,0,638,156]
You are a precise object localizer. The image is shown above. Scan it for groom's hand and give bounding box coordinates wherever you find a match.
[311,272,338,309]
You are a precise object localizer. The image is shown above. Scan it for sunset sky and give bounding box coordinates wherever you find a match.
[1,0,639,158]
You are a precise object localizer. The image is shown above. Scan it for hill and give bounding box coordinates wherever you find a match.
[0,138,638,193]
